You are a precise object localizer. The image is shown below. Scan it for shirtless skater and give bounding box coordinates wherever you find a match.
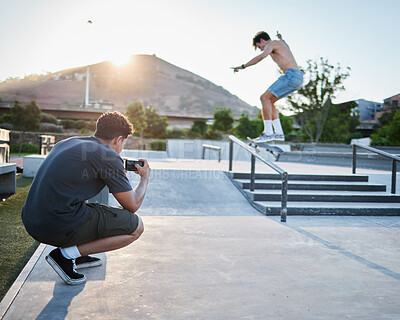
[233,31,303,143]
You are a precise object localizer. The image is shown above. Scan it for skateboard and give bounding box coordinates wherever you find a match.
[247,137,283,158]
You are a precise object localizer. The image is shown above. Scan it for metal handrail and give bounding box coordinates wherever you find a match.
[202,144,221,162]
[352,142,400,194]
[228,135,288,222]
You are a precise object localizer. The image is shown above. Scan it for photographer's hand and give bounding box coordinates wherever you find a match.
[135,159,151,179]
[113,159,150,213]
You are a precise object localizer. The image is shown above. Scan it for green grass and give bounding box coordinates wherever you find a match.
[0,176,39,302]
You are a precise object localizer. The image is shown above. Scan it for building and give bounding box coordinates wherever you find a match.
[383,93,399,108]
[354,95,399,137]
[353,99,382,121]
[374,93,400,122]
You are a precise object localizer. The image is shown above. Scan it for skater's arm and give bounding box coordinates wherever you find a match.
[232,44,273,72]
[276,31,287,44]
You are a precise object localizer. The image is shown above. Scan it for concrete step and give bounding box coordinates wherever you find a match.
[244,189,400,203]
[228,171,400,216]
[232,172,369,182]
[234,179,386,192]
[253,201,400,216]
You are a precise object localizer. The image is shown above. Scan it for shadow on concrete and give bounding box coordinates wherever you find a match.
[34,253,107,319]
[36,282,85,320]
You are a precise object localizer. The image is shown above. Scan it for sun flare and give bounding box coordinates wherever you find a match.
[110,53,131,66]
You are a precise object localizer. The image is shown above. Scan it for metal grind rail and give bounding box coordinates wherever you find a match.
[352,142,400,194]
[202,144,221,162]
[228,135,288,222]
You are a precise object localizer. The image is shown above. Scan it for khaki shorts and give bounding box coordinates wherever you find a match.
[33,203,139,248]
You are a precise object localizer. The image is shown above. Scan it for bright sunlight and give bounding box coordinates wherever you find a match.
[110,53,131,66]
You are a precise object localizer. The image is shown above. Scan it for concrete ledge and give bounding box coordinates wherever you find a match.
[23,155,46,178]
[121,150,168,160]
[0,163,16,194]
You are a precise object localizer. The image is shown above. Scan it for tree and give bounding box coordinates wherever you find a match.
[143,106,168,138]
[126,101,147,140]
[23,101,41,132]
[4,100,41,153]
[233,114,261,140]
[279,113,295,138]
[287,57,351,143]
[371,109,400,146]
[387,110,400,145]
[125,102,168,139]
[188,120,207,138]
[212,107,234,133]
[2,100,41,130]
[233,111,296,141]
[318,101,360,143]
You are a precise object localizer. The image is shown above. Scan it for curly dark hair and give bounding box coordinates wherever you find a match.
[252,31,270,49]
[94,111,134,140]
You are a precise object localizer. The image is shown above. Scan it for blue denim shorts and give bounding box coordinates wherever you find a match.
[268,68,304,98]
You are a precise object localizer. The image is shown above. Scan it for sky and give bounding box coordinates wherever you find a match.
[0,0,399,112]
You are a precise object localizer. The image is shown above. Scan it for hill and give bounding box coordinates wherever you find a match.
[0,54,258,118]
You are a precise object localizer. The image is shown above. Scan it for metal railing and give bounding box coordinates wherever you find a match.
[202,144,221,162]
[352,142,400,194]
[228,135,288,222]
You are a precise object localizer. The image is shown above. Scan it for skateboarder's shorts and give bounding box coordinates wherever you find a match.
[268,68,303,98]
[32,203,139,248]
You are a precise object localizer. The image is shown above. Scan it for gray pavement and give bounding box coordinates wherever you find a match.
[1,160,400,319]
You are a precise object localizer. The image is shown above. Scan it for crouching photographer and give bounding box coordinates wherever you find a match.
[22,111,150,285]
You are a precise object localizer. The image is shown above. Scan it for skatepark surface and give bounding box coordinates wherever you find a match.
[1,160,400,319]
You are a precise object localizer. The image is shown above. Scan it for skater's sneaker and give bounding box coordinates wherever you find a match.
[274,134,285,141]
[253,133,275,143]
[75,255,102,269]
[45,248,86,285]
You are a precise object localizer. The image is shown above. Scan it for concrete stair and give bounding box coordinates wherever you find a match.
[228,172,400,216]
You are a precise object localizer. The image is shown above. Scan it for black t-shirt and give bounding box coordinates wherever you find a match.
[22,136,132,237]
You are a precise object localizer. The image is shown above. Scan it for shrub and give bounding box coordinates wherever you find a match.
[60,119,75,129]
[149,140,167,151]
[346,132,363,144]
[10,143,39,154]
[85,121,97,131]
[40,113,58,124]
[166,128,184,139]
[75,120,86,130]
[61,119,86,130]
[40,123,64,133]
[205,127,222,140]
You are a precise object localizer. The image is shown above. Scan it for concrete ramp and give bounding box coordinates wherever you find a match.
[110,169,261,216]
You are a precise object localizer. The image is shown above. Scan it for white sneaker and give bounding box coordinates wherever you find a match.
[253,133,275,143]
[274,134,285,141]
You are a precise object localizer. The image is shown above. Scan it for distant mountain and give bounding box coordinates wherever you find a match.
[0,54,258,118]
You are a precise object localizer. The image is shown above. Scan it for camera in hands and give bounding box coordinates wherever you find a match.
[125,160,144,171]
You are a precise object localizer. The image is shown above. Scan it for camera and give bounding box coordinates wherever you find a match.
[125,160,144,171]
